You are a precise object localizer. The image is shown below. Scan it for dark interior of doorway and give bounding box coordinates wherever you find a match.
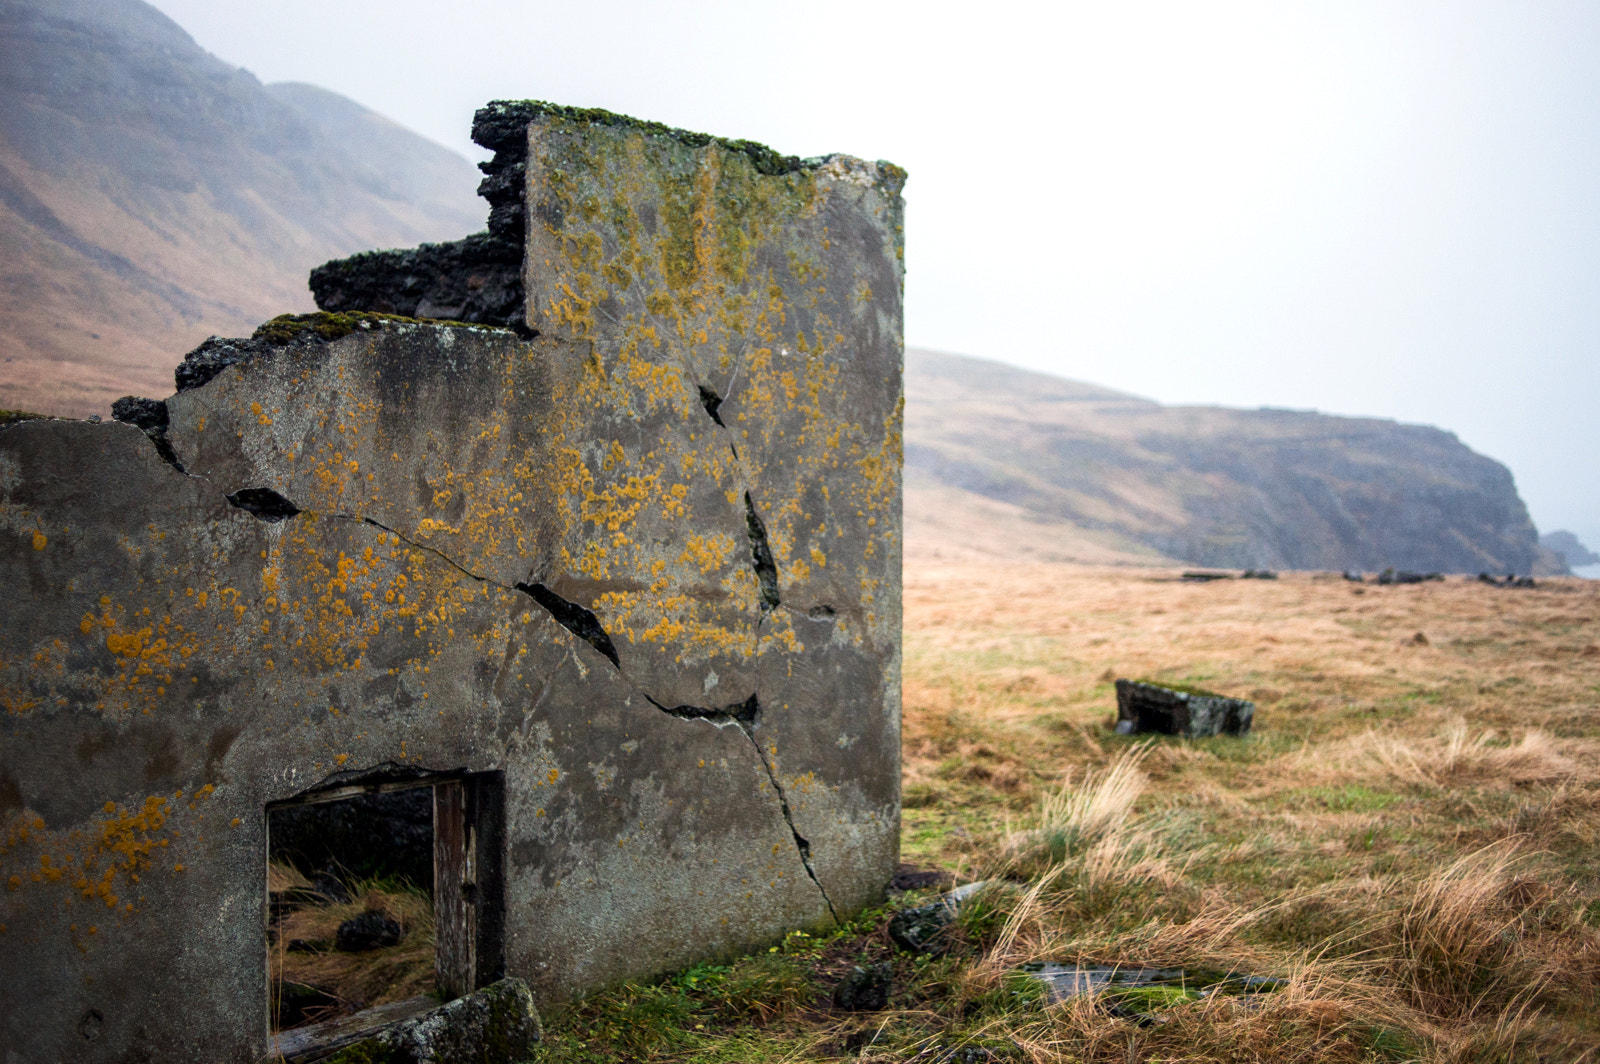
[265,772,504,1051]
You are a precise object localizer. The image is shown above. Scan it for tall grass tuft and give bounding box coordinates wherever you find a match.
[1004,741,1153,877]
[1384,841,1541,1018]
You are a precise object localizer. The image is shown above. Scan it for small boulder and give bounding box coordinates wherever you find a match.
[336,911,402,951]
[311,869,352,904]
[323,978,541,1064]
[888,881,989,954]
[833,962,892,1010]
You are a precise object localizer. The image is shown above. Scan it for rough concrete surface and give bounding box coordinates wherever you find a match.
[321,977,542,1064]
[0,104,904,1063]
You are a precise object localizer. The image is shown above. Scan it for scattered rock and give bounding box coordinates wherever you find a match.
[312,869,354,904]
[832,962,892,1010]
[888,864,947,892]
[1113,680,1254,738]
[1478,572,1537,588]
[1342,570,1364,582]
[888,881,990,954]
[270,787,435,894]
[1377,568,1444,585]
[336,911,402,952]
[322,978,542,1064]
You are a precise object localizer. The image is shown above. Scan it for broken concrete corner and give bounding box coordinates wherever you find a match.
[0,102,903,1063]
[1114,680,1254,738]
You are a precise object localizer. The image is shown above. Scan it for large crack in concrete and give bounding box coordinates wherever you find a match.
[734,712,840,924]
[743,492,781,613]
[308,496,840,919]
[225,488,300,522]
[103,392,841,921]
[511,581,621,668]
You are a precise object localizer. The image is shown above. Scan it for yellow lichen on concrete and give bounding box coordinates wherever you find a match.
[1,788,218,923]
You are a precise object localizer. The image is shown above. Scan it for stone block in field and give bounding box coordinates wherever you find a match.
[1114,680,1254,737]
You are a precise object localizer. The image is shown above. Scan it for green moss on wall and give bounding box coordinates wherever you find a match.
[479,99,808,176]
[0,410,49,426]
[251,311,512,347]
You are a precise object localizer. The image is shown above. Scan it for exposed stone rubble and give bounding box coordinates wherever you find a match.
[306,103,536,327]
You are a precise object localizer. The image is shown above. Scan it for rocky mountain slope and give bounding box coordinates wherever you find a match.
[906,349,1553,574]
[0,0,483,417]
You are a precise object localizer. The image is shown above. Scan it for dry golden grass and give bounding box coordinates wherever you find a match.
[268,867,435,1030]
[900,563,1600,1060]
[506,562,1600,1064]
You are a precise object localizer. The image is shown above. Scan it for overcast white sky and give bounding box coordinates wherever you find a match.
[149,0,1600,565]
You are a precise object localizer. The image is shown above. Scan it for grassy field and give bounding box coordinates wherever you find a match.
[542,564,1600,1062]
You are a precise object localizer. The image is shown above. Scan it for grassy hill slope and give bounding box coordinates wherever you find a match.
[0,0,483,416]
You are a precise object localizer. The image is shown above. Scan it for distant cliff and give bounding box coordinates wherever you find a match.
[906,349,1548,574]
[1541,531,1599,570]
[0,0,484,417]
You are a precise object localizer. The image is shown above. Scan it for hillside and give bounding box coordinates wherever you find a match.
[0,0,483,417]
[906,348,1551,574]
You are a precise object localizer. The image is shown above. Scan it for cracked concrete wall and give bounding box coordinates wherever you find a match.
[0,106,903,1063]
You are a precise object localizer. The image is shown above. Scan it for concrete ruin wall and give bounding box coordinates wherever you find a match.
[0,104,906,1062]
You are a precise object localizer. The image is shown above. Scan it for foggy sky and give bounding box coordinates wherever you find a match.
[146,0,1600,569]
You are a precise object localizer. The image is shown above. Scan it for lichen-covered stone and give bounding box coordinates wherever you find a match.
[323,978,541,1064]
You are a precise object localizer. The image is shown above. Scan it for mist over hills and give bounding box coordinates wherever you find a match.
[905,349,1558,575]
[0,0,482,416]
[0,0,1573,575]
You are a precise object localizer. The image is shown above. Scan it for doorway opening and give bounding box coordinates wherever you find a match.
[265,770,503,1057]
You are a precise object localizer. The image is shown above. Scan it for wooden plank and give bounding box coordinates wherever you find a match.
[270,995,436,1062]
[269,775,462,809]
[434,780,475,1000]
